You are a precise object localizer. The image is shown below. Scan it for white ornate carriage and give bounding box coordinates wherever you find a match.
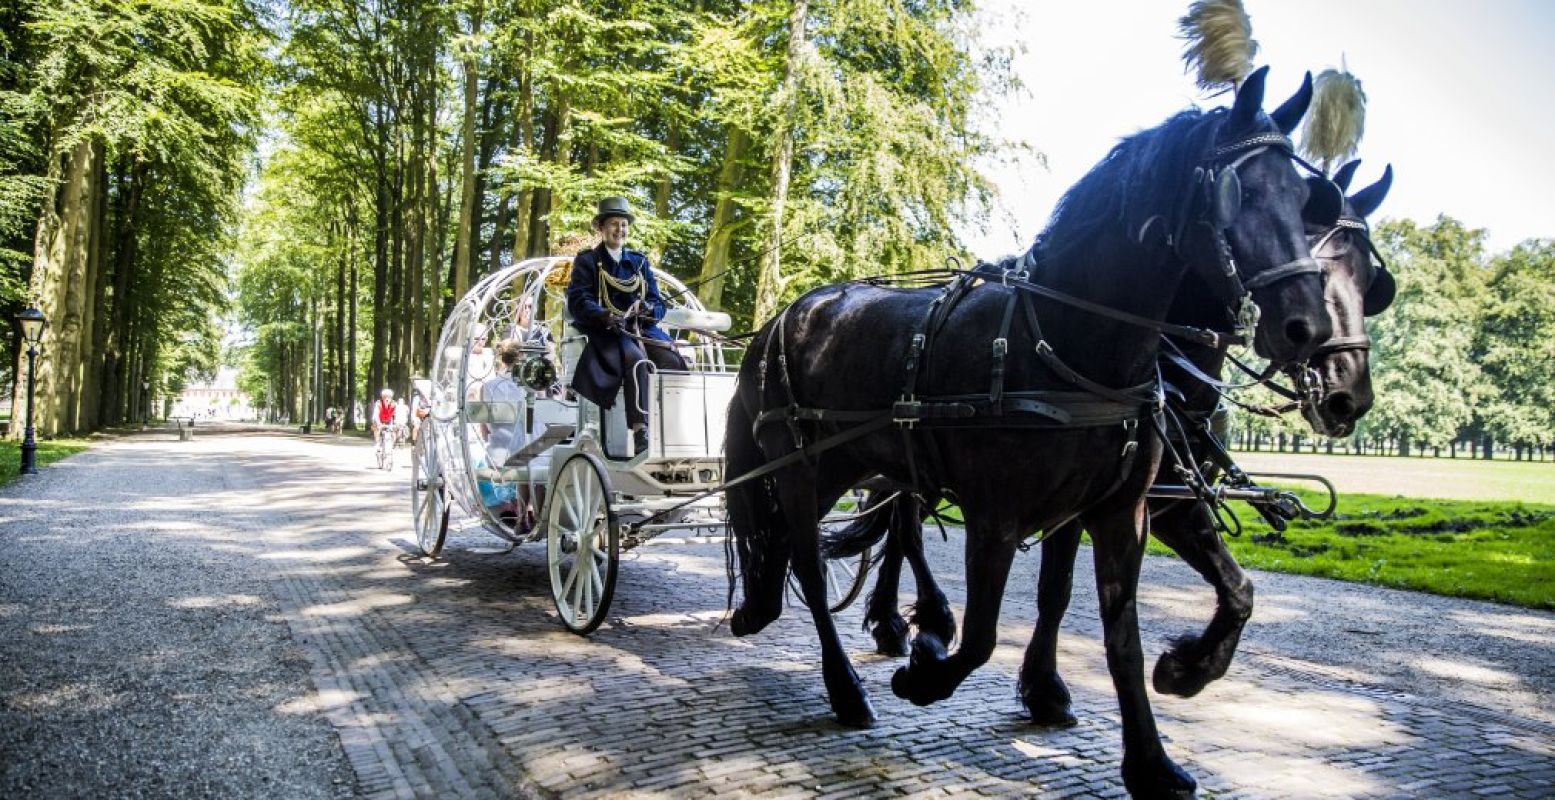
[410,257,868,633]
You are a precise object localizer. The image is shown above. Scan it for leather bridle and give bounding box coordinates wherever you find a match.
[1175,131,1332,313]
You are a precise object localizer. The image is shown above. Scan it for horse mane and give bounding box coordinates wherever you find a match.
[1032,108,1231,273]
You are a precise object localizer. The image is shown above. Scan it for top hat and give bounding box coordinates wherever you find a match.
[592,196,636,226]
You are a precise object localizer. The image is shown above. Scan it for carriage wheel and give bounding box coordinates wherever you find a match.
[788,546,873,614]
[411,434,449,557]
[546,453,619,635]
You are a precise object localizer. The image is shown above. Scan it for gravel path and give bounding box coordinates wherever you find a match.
[2,427,1551,798]
[0,430,354,799]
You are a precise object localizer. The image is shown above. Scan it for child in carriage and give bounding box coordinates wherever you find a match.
[474,336,552,534]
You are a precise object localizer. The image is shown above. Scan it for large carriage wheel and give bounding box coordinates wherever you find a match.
[411,433,449,557]
[788,546,873,614]
[546,453,620,635]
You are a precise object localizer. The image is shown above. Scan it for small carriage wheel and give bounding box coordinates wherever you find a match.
[788,546,873,614]
[411,434,449,557]
[546,453,619,635]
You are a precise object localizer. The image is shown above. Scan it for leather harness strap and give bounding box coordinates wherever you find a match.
[752,271,1159,499]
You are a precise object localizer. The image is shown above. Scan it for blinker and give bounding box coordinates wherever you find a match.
[1212,167,1242,230]
[1363,267,1396,316]
[1303,176,1343,227]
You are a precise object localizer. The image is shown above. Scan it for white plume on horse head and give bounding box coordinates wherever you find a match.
[1300,64,1368,173]
[1178,0,1259,93]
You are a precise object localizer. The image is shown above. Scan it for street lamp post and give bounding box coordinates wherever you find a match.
[14,307,46,475]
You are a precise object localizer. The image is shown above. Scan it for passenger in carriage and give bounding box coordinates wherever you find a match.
[506,295,560,396]
[475,339,548,533]
[566,196,687,456]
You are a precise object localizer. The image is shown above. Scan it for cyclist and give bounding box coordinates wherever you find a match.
[372,388,400,468]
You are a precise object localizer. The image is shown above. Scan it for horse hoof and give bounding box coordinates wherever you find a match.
[890,666,946,707]
[1152,647,1208,698]
[1027,705,1079,729]
[835,698,877,729]
[871,622,910,657]
[1019,672,1077,727]
[1123,755,1197,800]
[730,606,776,638]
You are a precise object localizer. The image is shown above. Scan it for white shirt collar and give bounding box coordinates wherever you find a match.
[605,244,624,263]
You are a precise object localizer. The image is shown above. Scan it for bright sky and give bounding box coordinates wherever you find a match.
[964,0,1555,258]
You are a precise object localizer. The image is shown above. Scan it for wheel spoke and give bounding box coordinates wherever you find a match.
[826,565,841,599]
[589,558,603,600]
[561,474,581,527]
[559,558,579,605]
[570,472,587,525]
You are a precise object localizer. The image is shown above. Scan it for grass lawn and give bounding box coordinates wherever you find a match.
[0,438,92,488]
[1232,450,1555,505]
[1145,487,1555,610]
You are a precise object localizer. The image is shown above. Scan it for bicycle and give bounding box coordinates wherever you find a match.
[375,424,401,470]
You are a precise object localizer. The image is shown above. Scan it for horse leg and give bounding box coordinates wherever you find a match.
[900,498,956,646]
[1086,503,1196,799]
[891,516,1017,707]
[863,522,911,656]
[1150,502,1255,697]
[1017,521,1083,727]
[783,475,877,728]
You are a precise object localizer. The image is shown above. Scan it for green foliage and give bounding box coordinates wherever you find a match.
[2,0,265,433]
[1476,240,1555,445]
[1359,217,1489,447]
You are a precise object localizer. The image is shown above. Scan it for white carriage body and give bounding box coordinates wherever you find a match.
[417,256,740,544]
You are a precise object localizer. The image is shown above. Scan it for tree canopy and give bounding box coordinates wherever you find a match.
[3,0,1553,461]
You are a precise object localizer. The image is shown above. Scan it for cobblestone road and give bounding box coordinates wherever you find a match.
[4,429,1553,798]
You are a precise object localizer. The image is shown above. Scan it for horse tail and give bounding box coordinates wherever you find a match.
[723,362,790,637]
[821,488,900,559]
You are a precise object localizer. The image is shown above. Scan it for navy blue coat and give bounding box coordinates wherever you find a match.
[566,244,672,409]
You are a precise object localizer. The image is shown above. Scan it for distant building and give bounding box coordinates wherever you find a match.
[174,367,254,420]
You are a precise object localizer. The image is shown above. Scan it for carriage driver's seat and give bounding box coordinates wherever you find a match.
[558,304,732,460]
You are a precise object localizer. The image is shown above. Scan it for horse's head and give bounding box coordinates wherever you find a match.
[1297,162,1395,436]
[1180,67,1334,365]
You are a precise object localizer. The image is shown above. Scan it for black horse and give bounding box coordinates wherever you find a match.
[833,162,1399,729]
[726,68,1329,798]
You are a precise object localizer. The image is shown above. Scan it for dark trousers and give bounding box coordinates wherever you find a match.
[623,335,687,428]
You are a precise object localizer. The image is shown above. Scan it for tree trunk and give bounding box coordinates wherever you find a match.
[405,90,427,380]
[451,0,483,302]
[697,127,749,310]
[78,149,110,432]
[369,108,390,406]
[526,98,570,258]
[12,138,103,438]
[347,200,362,430]
[511,65,533,264]
[334,218,347,412]
[753,0,809,324]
